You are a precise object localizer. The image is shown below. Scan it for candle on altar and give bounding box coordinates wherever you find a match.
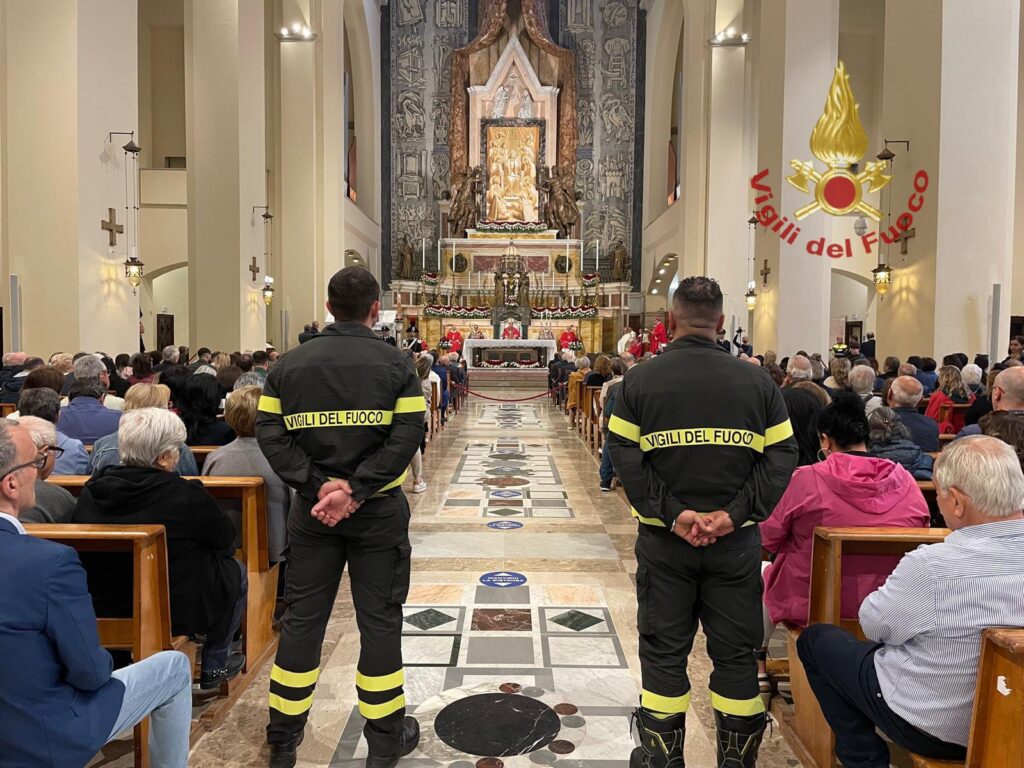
[596,240,601,272]
[421,239,426,270]
[436,239,441,270]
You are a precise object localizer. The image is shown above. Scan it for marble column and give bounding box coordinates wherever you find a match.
[752,0,839,356]
[932,0,1019,359]
[184,0,267,353]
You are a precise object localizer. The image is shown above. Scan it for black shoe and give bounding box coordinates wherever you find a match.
[199,651,245,690]
[269,732,304,768]
[631,708,685,768]
[365,716,420,768]
[714,710,766,768]
[600,483,612,492]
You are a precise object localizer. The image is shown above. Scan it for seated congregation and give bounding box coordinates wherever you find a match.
[567,336,1024,768]
[0,342,459,767]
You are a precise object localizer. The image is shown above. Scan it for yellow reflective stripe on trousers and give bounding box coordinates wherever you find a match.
[608,414,641,443]
[269,692,314,716]
[764,419,794,446]
[284,410,393,430]
[640,427,765,453]
[641,689,691,714]
[358,694,406,720]
[258,395,283,414]
[270,664,320,688]
[356,668,405,692]
[710,691,765,716]
[394,396,427,414]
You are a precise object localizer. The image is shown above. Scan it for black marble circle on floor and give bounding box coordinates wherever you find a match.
[435,693,561,757]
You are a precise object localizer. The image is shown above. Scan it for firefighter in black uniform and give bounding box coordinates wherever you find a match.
[607,277,797,768]
[256,268,426,768]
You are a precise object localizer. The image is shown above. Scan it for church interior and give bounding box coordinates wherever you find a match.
[1,0,1024,767]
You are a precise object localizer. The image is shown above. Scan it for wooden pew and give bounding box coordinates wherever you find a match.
[430,381,441,436]
[190,445,217,471]
[784,527,950,768]
[47,476,279,683]
[960,628,1024,768]
[0,402,16,418]
[588,385,604,457]
[25,524,185,768]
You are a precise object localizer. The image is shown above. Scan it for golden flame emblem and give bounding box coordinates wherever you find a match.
[787,62,891,221]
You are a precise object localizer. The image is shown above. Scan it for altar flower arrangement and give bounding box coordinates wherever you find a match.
[475,221,550,235]
[423,305,491,319]
[438,339,452,350]
[581,273,601,289]
[479,360,543,369]
[568,340,586,353]
[421,272,440,288]
[530,306,598,320]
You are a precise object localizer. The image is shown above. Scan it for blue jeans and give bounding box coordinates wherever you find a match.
[599,435,615,486]
[202,559,248,670]
[108,650,193,768]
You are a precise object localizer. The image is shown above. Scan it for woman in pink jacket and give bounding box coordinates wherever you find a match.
[757,391,929,698]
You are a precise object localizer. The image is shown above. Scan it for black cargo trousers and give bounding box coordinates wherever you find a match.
[635,522,765,719]
[267,492,411,755]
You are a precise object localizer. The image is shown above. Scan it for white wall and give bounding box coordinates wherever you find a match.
[151,265,189,345]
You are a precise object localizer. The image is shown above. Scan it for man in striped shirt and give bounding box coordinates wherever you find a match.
[797,436,1024,767]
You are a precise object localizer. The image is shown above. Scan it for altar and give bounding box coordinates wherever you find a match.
[464,338,557,369]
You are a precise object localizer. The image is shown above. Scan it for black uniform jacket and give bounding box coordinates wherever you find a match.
[256,322,426,503]
[607,335,798,530]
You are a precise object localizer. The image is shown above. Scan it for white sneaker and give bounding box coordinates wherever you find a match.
[412,480,428,493]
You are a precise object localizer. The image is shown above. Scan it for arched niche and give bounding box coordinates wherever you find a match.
[343,0,379,222]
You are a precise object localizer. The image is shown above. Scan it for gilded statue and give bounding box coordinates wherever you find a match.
[542,165,580,238]
[448,166,482,237]
[397,234,415,279]
[610,238,630,282]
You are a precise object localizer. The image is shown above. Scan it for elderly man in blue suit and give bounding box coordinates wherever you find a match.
[0,420,193,767]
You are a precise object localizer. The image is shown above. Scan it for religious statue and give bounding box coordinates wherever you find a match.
[541,165,580,238]
[468,324,486,340]
[397,234,416,279]
[517,273,530,308]
[610,238,630,281]
[491,85,511,118]
[448,166,482,237]
[518,90,534,118]
[538,324,555,341]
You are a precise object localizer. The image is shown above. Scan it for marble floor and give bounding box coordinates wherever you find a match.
[176,389,803,767]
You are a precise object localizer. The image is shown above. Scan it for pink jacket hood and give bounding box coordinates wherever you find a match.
[812,452,919,515]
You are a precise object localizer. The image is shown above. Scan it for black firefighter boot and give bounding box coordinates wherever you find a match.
[630,708,686,768]
[714,711,766,768]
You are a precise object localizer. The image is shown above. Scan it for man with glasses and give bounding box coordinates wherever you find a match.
[16,415,75,524]
[0,419,194,767]
[955,365,1024,439]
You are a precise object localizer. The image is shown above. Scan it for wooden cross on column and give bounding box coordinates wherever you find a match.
[248,257,261,282]
[894,227,916,255]
[760,259,771,286]
[100,208,124,246]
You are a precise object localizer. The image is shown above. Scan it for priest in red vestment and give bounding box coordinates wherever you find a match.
[444,325,464,354]
[559,324,579,350]
[501,320,521,339]
[650,319,668,354]
[628,334,644,358]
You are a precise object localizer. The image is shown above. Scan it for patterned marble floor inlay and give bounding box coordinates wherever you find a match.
[177,387,802,768]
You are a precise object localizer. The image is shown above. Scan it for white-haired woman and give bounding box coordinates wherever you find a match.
[73,407,247,689]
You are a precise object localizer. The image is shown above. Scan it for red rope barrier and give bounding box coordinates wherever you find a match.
[450,381,565,403]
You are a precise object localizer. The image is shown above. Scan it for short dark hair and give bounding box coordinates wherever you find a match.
[672,276,723,325]
[18,387,60,424]
[816,390,870,449]
[921,357,938,372]
[252,350,269,366]
[22,357,44,371]
[197,347,212,358]
[328,267,380,322]
[72,352,89,362]
[115,353,131,369]
[23,366,64,394]
[238,354,254,373]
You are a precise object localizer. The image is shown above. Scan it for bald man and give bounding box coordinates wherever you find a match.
[956,366,1024,439]
[887,375,940,451]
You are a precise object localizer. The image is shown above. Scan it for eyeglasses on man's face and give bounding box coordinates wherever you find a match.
[1,452,48,481]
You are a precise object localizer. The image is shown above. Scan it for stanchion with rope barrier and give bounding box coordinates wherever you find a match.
[449,381,566,403]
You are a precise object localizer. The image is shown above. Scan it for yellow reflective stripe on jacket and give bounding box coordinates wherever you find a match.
[394,396,427,414]
[710,691,765,716]
[284,410,393,430]
[358,694,405,720]
[608,414,641,442]
[641,689,691,714]
[764,419,794,446]
[269,692,314,716]
[640,427,765,453]
[356,668,404,692]
[630,507,667,527]
[377,469,408,493]
[270,665,319,688]
[258,395,283,414]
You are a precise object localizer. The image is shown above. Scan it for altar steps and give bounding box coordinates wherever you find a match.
[464,368,550,391]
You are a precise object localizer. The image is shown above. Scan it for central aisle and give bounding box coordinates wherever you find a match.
[188,388,801,767]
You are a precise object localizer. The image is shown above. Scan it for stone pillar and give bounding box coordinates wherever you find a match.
[752,0,839,356]
[185,0,267,353]
[932,0,1019,358]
